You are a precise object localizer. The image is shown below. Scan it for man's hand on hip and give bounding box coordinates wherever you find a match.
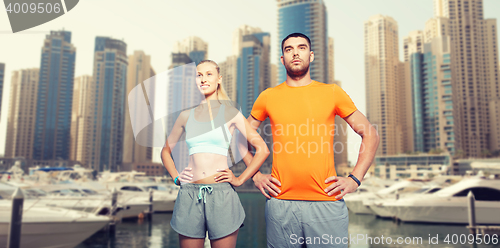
[253,173,281,199]
[324,176,358,199]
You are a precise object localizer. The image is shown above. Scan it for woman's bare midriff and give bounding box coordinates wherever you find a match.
[189,153,229,184]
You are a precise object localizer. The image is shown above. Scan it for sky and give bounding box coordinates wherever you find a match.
[0,0,499,165]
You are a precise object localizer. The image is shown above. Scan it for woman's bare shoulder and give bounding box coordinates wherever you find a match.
[224,105,243,121]
[177,109,191,124]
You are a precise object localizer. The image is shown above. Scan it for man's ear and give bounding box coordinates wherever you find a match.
[280,55,284,66]
[309,51,315,63]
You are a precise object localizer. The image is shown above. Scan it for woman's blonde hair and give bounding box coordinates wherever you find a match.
[198,60,232,106]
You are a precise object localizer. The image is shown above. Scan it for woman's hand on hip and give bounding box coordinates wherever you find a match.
[215,168,242,187]
[179,167,193,183]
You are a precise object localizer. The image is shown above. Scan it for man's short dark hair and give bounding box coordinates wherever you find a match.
[281,33,311,54]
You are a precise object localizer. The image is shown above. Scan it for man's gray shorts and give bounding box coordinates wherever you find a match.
[266,197,349,248]
[170,182,245,240]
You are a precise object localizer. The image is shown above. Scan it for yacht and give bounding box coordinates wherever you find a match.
[100,171,177,212]
[368,185,442,218]
[345,179,425,215]
[387,177,500,224]
[0,186,110,248]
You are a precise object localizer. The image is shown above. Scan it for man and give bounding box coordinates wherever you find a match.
[244,33,379,247]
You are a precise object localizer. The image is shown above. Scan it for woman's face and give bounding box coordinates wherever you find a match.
[196,63,220,97]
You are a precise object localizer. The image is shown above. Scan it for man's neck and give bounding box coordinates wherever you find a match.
[285,73,313,87]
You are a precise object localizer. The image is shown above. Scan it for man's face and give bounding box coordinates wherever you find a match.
[281,37,314,78]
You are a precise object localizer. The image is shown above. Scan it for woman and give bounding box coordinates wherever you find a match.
[161,60,270,248]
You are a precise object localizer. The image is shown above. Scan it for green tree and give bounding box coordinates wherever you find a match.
[481,149,491,158]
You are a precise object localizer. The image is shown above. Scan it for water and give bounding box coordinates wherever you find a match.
[77,193,499,247]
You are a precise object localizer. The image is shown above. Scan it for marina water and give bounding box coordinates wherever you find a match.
[76,193,497,248]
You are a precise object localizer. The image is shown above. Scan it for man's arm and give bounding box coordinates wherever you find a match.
[324,110,379,199]
[243,115,281,199]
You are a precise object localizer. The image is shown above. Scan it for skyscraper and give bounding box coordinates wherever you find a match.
[33,31,76,160]
[407,34,455,154]
[234,25,274,169]
[69,75,92,164]
[404,31,424,62]
[328,37,335,84]
[123,51,155,164]
[0,63,5,118]
[434,0,499,157]
[365,15,407,156]
[235,25,271,117]
[86,37,128,171]
[5,69,39,158]
[333,80,349,167]
[220,55,238,101]
[172,36,208,67]
[402,31,424,153]
[270,63,278,87]
[328,37,349,166]
[277,0,328,84]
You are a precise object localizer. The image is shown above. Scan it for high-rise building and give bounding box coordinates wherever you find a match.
[220,55,238,101]
[123,51,155,164]
[408,36,455,154]
[365,15,407,156]
[328,37,335,84]
[69,75,92,164]
[0,63,5,118]
[489,97,500,152]
[333,80,349,167]
[403,31,424,153]
[85,37,127,171]
[424,17,450,43]
[5,69,39,158]
[434,0,499,157]
[271,63,278,87]
[404,31,424,62]
[397,60,411,153]
[328,37,349,166]
[172,36,208,67]
[33,31,76,160]
[235,25,271,117]
[277,0,328,84]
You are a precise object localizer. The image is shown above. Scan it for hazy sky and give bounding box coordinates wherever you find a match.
[0,0,499,164]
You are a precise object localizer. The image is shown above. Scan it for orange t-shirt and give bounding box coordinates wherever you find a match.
[251,81,357,201]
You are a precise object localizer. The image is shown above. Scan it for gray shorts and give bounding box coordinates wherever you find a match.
[266,198,349,248]
[170,182,245,240]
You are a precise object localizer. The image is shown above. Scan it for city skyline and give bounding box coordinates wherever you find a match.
[1,0,500,164]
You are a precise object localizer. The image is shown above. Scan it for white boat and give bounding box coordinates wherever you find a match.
[3,182,150,220]
[368,185,442,218]
[345,179,426,215]
[113,183,176,212]
[0,200,110,248]
[43,184,151,219]
[343,177,393,214]
[387,177,500,224]
[99,171,177,213]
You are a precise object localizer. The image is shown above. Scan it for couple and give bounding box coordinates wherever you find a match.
[161,33,379,248]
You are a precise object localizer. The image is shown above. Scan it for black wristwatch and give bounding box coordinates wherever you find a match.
[348,174,361,186]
